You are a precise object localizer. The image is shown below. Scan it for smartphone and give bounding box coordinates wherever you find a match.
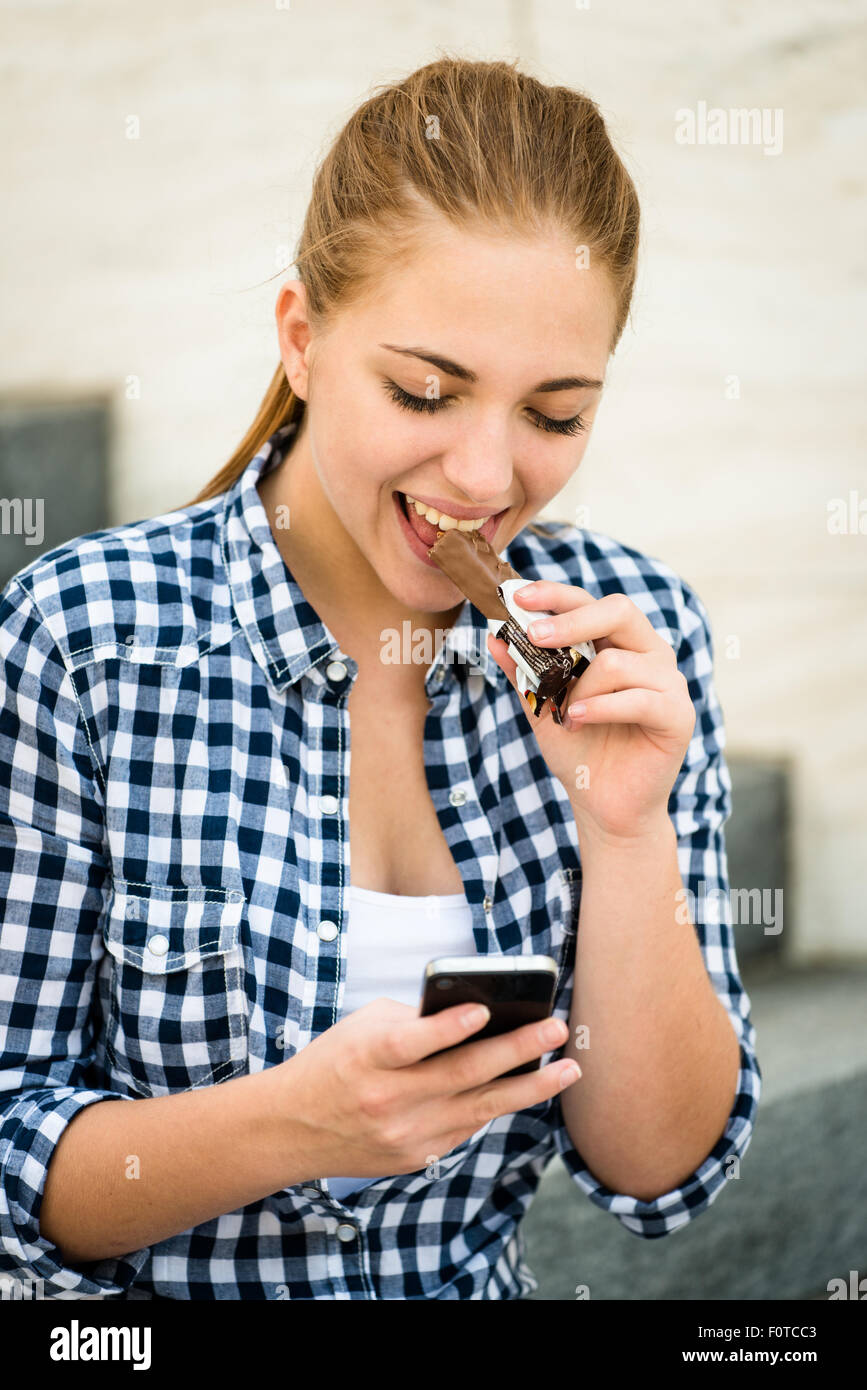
[419,955,559,1078]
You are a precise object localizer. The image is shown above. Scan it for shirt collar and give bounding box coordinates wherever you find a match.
[219,420,501,695]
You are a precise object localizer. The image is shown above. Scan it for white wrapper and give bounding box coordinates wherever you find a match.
[487,578,596,695]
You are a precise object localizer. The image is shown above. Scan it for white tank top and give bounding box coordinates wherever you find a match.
[326,884,477,1201]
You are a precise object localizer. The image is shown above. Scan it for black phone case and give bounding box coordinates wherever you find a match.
[419,968,557,1078]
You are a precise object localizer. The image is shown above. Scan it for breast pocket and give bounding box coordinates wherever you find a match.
[101,881,250,1097]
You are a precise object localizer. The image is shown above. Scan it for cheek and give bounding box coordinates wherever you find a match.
[520,446,583,512]
[314,381,419,500]
[319,446,407,541]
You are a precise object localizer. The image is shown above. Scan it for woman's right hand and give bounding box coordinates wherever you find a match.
[270,998,582,1179]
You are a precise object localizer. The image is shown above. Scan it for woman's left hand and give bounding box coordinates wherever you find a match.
[486,581,697,843]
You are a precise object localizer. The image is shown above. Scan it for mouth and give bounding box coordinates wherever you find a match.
[393,492,508,568]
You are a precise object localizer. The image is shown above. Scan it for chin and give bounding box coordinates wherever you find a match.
[378,560,463,615]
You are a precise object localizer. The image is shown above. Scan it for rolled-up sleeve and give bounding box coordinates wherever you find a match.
[0,576,151,1296]
[551,578,762,1237]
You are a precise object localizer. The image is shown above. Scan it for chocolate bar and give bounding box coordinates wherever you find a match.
[428,528,596,723]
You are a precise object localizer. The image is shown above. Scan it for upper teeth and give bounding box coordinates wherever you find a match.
[405,496,490,531]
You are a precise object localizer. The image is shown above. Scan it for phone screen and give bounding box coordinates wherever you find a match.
[420,964,557,1077]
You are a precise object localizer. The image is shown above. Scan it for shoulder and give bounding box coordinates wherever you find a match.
[505,519,715,662]
[0,494,228,671]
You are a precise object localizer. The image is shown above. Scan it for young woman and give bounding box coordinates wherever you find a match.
[0,57,760,1301]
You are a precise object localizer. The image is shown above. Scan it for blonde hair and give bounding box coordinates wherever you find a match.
[187,54,640,506]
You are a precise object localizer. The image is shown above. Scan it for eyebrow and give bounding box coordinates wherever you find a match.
[379,343,605,394]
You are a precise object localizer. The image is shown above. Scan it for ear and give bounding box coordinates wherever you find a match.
[275,280,312,400]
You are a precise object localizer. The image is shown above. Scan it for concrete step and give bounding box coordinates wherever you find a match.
[522,962,867,1300]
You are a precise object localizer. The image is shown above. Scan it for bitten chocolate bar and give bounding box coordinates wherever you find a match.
[428,529,595,724]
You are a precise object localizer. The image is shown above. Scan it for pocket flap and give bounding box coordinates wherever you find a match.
[103,882,245,973]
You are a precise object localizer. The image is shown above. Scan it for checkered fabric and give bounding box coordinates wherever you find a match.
[0,419,761,1299]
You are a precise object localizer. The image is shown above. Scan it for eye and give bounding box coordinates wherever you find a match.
[382,379,457,415]
[381,379,586,436]
[525,409,587,437]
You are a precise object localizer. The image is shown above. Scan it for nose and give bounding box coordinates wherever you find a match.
[438,419,514,507]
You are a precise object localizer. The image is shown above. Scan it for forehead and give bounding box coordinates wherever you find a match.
[336,220,617,376]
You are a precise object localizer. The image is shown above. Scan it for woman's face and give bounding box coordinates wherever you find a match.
[277,221,618,614]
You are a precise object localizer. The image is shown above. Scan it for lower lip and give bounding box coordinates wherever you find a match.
[392,494,505,568]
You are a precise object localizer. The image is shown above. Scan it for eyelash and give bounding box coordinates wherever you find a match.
[381,379,587,437]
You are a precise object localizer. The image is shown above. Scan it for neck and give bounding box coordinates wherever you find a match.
[257,422,462,670]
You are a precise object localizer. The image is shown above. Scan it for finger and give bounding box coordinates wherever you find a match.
[486,632,518,686]
[557,650,675,731]
[565,687,692,737]
[455,1055,582,1132]
[567,647,676,703]
[487,633,556,725]
[376,999,494,1070]
[518,588,669,658]
[417,1013,572,1096]
[513,580,595,611]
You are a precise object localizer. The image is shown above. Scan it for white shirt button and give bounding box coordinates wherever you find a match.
[301,1186,320,1199]
[336,1223,357,1243]
[319,795,339,815]
[317,919,338,941]
[448,787,468,808]
[146,934,170,957]
[325,660,348,682]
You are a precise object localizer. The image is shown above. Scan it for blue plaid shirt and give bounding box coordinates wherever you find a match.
[0,419,761,1300]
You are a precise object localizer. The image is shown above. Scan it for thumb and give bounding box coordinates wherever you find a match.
[486,632,518,687]
[486,633,552,724]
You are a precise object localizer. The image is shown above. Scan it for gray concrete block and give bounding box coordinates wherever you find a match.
[522,965,867,1300]
[726,756,790,961]
[0,400,110,591]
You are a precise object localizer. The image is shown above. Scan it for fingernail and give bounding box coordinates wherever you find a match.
[462,1005,490,1029]
[542,1018,567,1045]
[560,1063,582,1088]
[568,702,587,719]
[528,619,553,640]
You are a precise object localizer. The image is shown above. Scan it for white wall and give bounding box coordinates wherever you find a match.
[2,0,864,960]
